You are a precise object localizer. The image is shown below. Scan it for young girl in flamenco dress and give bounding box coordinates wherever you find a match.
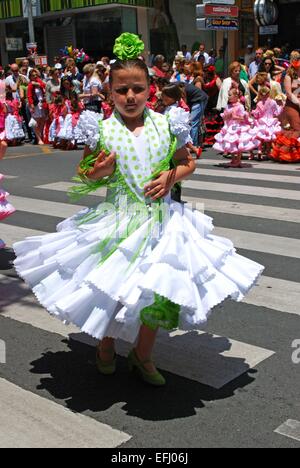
[48,94,68,148]
[213,87,259,168]
[58,91,85,150]
[5,89,24,146]
[0,101,16,249]
[250,86,283,161]
[13,34,264,386]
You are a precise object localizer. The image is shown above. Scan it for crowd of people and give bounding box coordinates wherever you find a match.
[0,43,299,165]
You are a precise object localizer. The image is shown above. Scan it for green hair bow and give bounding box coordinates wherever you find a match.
[113,32,145,61]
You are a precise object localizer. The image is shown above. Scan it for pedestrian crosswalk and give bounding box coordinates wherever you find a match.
[1,153,300,447]
[0,377,131,448]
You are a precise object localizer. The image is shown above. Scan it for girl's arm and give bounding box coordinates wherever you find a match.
[216,77,222,90]
[284,75,300,107]
[144,147,195,201]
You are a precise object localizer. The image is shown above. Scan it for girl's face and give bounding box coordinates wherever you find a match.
[260,92,269,101]
[228,91,238,103]
[231,67,240,80]
[111,68,149,120]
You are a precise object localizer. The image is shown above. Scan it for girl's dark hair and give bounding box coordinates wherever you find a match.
[54,93,64,105]
[109,59,150,86]
[161,83,183,102]
[6,88,13,100]
[60,76,74,97]
[157,77,170,88]
[70,91,80,110]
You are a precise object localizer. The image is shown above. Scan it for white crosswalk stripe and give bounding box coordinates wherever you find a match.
[193,168,300,185]
[0,377,131,448]
[1,153,300,446]
[197,158,300,172]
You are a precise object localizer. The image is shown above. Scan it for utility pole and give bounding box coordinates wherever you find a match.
[27,0,35,43]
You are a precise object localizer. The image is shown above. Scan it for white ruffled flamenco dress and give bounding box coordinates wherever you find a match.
[13,109,264,343]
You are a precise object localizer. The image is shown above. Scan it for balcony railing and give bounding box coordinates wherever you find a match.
[0,0,154,20]
[40,0,154,13]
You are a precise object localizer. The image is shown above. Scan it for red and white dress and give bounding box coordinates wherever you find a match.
[5,99,24,141]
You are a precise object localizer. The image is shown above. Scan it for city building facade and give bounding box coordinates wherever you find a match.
[0,1,299,66]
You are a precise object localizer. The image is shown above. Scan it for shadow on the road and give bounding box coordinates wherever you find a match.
[0,248,41,313]
[0,247,15,272]
[29,335,256,422]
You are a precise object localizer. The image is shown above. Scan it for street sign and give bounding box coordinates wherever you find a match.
[197,17,239,30]
[259,24,279,35]
[202,0,235,4]
[196,4,239,18]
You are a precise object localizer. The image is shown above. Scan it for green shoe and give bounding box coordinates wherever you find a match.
[96,348,117,376]
[128,349,166,387]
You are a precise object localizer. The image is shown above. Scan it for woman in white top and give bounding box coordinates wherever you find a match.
[79,64,103,113]
[217,61,250,111]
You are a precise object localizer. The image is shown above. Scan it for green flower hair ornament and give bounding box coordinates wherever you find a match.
[113,33,145,61]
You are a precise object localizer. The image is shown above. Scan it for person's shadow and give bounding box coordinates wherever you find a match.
[30,331,257,422]
[0,248,43,313]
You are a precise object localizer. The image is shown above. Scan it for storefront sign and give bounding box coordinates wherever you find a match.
[202,0,235,4]
[5,38,23,51]
[196,4,239,18]
[203,17,239,30]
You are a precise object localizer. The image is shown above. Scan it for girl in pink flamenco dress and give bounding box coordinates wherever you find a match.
[250,86,283,160]
[0,101,16,249]
[213,88,259,168]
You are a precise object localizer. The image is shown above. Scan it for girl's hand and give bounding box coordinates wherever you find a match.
[144,170,176,201]
[84,150,116,180]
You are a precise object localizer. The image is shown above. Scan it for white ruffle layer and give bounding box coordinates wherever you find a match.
[5,115,24,140]
[49,117,65,142]
[13,201,264,343]
[57,115,85,144]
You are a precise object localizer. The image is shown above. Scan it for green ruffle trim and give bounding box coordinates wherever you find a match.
[140,294,180,331]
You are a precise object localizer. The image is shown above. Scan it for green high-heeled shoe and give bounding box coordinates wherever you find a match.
[96,348,117,376]
[128,349,166,387]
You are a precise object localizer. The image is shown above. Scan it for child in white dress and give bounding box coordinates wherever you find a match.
[13,34,264,386]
